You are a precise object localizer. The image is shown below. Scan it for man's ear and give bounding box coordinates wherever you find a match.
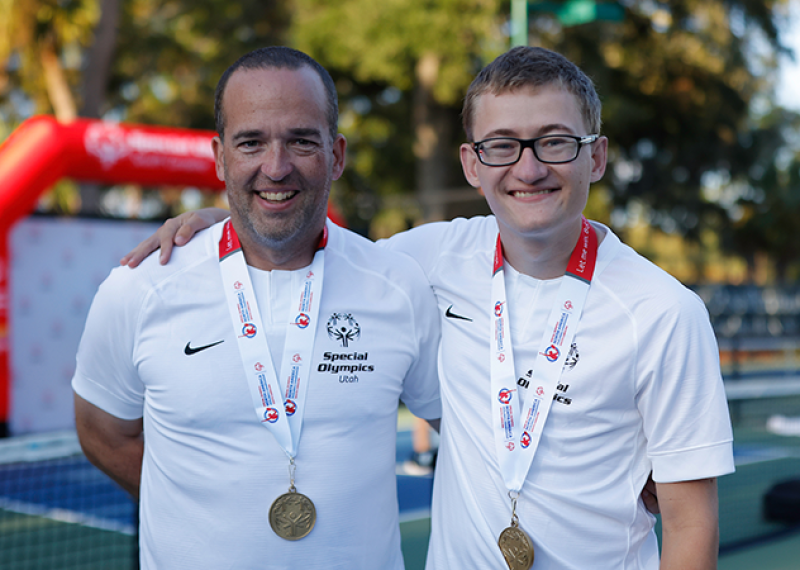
[460,143,482,189]
[212,136,225,182]
[331,134,347,181]
[589,136,608,184]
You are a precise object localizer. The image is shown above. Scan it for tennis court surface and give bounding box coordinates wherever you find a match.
[2,401,800,569]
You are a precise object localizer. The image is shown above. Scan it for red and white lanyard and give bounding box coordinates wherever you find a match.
[491,217,598,493]
[219,220,327,460]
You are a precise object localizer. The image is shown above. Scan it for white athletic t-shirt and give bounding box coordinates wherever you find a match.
[383,216,734,570]
[72,220,441,570]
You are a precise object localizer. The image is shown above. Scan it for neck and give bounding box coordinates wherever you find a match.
[243,246,317,272]
[499,220,595,280]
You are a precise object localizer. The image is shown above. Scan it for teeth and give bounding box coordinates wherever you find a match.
[512,189,554,197]
[258,190,295,201]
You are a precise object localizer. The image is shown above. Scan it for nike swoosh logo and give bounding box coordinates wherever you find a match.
[184,340,225,355]
[445,305,473,322]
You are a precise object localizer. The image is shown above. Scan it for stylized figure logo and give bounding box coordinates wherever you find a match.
[521,431,531,448]
[495,302,504,317]
[263,407,279,423]
[326,313,360,347]
[498,388,513,405]
[285,399,297,416]
[544,345,560,362]
[294,313,311,328]
[242,323,257,338]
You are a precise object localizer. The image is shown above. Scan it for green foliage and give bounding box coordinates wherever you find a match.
[731,107,800,281]
[0,0,798,276]
[110,0,290,130]
[0,0,100,118]
[292,0,506,105]
[527,0,789,250]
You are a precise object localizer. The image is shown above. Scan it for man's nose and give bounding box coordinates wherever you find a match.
[260,144,293,181]
[513,146,549,182]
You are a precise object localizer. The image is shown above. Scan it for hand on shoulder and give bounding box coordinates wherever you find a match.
[120,208,229,268]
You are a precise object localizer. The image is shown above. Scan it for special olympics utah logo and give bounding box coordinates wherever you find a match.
[327,313,360,347]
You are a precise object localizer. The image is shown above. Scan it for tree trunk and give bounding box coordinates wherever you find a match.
[78,0,122,216]
[79,0,121,118]
[413,53,453,222]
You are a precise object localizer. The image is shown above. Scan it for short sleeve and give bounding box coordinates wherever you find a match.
[636,291,734,482]
[71,266,147,420]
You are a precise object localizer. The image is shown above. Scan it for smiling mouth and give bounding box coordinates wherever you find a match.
[256,190,298,202]
[511,188,557,197]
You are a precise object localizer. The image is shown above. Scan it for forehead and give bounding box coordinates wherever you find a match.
[471,85,586,139]
[221,66,328,132]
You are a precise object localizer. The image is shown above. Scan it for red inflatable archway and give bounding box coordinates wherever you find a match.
[0,115,344,433]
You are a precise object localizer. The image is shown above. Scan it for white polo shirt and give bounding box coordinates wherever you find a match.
[383,215,734,570]
[73,220,441,570]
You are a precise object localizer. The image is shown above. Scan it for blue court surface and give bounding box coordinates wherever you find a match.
[0,428,430,534]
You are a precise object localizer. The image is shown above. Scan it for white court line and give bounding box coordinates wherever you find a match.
[0,497,136,535]
[399,508,431,524]
[734,445,800,466]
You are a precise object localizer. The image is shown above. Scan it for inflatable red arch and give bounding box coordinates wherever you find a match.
[0,115,345,434]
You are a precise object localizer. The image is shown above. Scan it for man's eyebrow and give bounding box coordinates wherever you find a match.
[229,128,324,142]
[231,129,264,142]
[481,124,577,139]
[288,127,323,138]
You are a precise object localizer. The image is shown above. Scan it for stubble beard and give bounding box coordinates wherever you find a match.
[228,172,331,254]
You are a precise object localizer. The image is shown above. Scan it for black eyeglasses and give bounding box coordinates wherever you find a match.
[472,134,598,166]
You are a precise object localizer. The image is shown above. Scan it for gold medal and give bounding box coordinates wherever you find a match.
[269,489,316,540]
[498,524,534,570]
[499,491,534,569]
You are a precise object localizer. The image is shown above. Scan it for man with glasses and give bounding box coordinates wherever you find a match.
[124,46,733,569]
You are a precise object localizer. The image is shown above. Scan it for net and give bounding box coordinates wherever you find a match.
[0,431,137,570]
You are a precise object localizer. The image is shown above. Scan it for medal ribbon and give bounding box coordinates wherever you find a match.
[219,220,327,459]
[491,217,598,493]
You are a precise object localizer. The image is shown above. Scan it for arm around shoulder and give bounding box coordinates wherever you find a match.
[74,393,144,498]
